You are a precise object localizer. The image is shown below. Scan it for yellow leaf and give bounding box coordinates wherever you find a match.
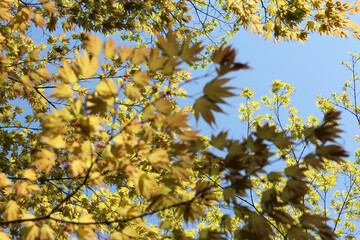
[132,71,150,86]
[86,94,112,114]
[155,99,173,114]
[50,83,73,99]
[43,134,66,149]
[84,35,102,56]
[156,31,180,57]
[33,14,46,29]
[36,68,51,81]
[21,169,38,181]
[78,214,96,224]
[124,84,141,100]
[32,149,56,173]
[24,225,40,240]
[95,79,118,98]
[267,5,277,15]
[39,224,55,240]
[20,75,33,88]
[0,231,11,240]
[131,45,150,65]
[180,37,203,64]
[179,130,201,141]
[57,61,77,83]
[77,227,96,240]
[135,172,158,199]
[165,112,189,129]
[43,2,56,13]
[15,182,40,197]
[118,45,134,62]
[3,200,20,223]
[147,47,167,70]
[0,8,11,21]
[104,38,116,59]
[349,8,356,14]
[29,49,40,61]
[0,173,11,188]
[126,119,142,134]
[148,149,169,170]
[75,50,99,78]
[70,160,86,177]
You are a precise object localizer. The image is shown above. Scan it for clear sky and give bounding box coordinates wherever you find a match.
[185,30,360,158]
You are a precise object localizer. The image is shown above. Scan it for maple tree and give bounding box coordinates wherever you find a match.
[0,0,360,239]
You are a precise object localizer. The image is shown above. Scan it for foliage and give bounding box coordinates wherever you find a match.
[0,0,359,239]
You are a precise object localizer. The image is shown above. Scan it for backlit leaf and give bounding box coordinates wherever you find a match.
[50,83,73,99]
[57,61,78,83]
[84,35,102,56]
[96,79,118,98]
[132,71,150,86]
[104,38,116,59]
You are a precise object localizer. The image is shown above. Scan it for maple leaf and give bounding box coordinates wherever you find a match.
[203,78,236,103]
[165,112,189,129]
[32,149,56,174]
[15,182,40,197]
[124,84,141,100]
[148,47,167,70]
[148,149,169,170]
[33,14,46,29]
[50,83,73,99]
[23,225,40,240]
[36,68,51,81]
[43,134,66,149]
[21,169,38,181]
[156,31,180,57]
[75,50,99,78]
[95,79,118,98]
[118,45,134,62]
[77,226,96,240]
[155,99,173,114]
[0,231,11,240]
[180,37,203,64]
[84,35,102,56]
[211,131,228,149]
[43,1,56,13]
[0,173,11,188]
[3,200,20,223]
[194,96,224,126]
[40,224,55,240]
[0,8,11,21]
[131,45,150,65]
[104,38,116,59]
[132,71,150,86]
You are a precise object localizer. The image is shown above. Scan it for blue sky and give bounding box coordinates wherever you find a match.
[186,31,360,157]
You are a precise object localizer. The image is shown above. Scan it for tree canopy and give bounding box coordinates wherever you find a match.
[0,0,360,239]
